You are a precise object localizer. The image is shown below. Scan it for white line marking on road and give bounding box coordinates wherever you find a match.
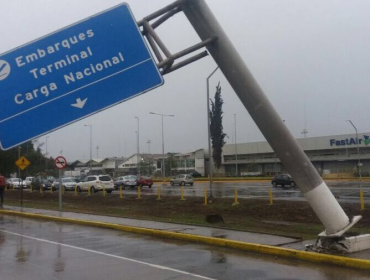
[0,229,217,280]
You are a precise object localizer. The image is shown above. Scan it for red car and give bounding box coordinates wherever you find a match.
[136,176,153,188]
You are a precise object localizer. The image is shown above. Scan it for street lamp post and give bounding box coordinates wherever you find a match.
[45,135,49,170]
[234,114,238,177]
[84,125,92,174]
[149,112,174,179]
[207,66,219,197]
[147,140,151,154]
[347,120,361,180]
[135,116,140,176]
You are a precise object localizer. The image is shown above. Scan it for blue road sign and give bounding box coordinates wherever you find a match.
[0,4,163,150]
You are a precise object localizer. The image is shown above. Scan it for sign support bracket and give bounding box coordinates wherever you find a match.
[137,0,215,75]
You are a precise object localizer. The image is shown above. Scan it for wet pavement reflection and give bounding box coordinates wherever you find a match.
[1,215,370,280]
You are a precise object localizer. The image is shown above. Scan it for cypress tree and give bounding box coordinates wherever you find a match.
[210,83,226,174]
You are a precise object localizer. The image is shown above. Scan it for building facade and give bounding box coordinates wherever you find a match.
[222,132,370,177]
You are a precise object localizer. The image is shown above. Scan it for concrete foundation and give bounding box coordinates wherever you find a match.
[316,234,370,253]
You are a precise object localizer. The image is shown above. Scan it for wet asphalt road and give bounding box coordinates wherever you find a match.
[1,215,370,280]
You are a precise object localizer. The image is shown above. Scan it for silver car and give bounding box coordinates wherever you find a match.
[122,175,138,188]
[52,177,77,191]
[170,174,194,186]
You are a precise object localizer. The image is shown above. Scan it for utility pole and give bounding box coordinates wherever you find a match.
[135,116,140,176]
[347,120,361,180]
[234,114,238,176]
[149,112,174,179]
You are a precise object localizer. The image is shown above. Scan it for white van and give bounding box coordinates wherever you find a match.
[23,177,34,187]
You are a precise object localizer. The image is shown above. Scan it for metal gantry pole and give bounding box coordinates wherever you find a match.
[181,0,358,236]
[206,66,218,197]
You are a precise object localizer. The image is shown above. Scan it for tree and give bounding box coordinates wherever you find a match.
[210,83,227,173]
[165,155,178,177]
[138,155,156,175]
[0,141,55,178]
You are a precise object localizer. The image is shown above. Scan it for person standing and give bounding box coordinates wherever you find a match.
[0,173,5,208]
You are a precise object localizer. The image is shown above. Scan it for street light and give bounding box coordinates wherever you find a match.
[45,135,49,170]
[84,124,92,173]
[207,66,219,197]
[346,120,361,180]
[147,140,151,154]
[149,112,174,178]
[234,114,238,177]
[135,116,140,176]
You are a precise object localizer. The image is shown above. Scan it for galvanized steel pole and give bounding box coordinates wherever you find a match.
[181,0,358,236]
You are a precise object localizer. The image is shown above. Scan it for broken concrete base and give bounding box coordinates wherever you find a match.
[339,234,370,253]
[309,234,370,253]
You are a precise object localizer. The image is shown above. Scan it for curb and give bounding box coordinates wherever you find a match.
[1,209,370,270]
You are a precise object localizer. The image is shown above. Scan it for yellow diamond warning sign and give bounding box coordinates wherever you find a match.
[15,156,30,170]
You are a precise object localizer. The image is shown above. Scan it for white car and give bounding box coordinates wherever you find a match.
[7,178,23,189]
[23,177,34,187]
[76,175,114,193]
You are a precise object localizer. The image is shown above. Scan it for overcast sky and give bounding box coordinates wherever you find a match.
[1,0,370,162]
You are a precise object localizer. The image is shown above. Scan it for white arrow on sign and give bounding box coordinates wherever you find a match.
[71,98,87,109]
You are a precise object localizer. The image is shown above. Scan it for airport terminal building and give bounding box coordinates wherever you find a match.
[222,132,370,177]
[68,132,370,178]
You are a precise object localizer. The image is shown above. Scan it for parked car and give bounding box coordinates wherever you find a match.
[189,171,202,178]
[46,176,56,183]
[23,176,34,188]
[119,175,138,188]
[170,174,194,186]
[30,177,55,191]
[136,176,153,188]
[114,176,126,189]
[76,175,114,193]
[6,178,23,189]
[52,177,78,191]
[271,174,296,188]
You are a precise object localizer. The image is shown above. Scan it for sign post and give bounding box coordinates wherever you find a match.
[0,4,163,150]
[55,156,67,211]
[15,155,30,207]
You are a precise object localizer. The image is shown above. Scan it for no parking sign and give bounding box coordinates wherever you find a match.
[54,156,67,169]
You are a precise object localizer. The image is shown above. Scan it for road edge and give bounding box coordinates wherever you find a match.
[1,209,370,270]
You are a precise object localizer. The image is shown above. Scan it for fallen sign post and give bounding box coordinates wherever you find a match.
[0,4,163,150]
[177,0,369,252]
